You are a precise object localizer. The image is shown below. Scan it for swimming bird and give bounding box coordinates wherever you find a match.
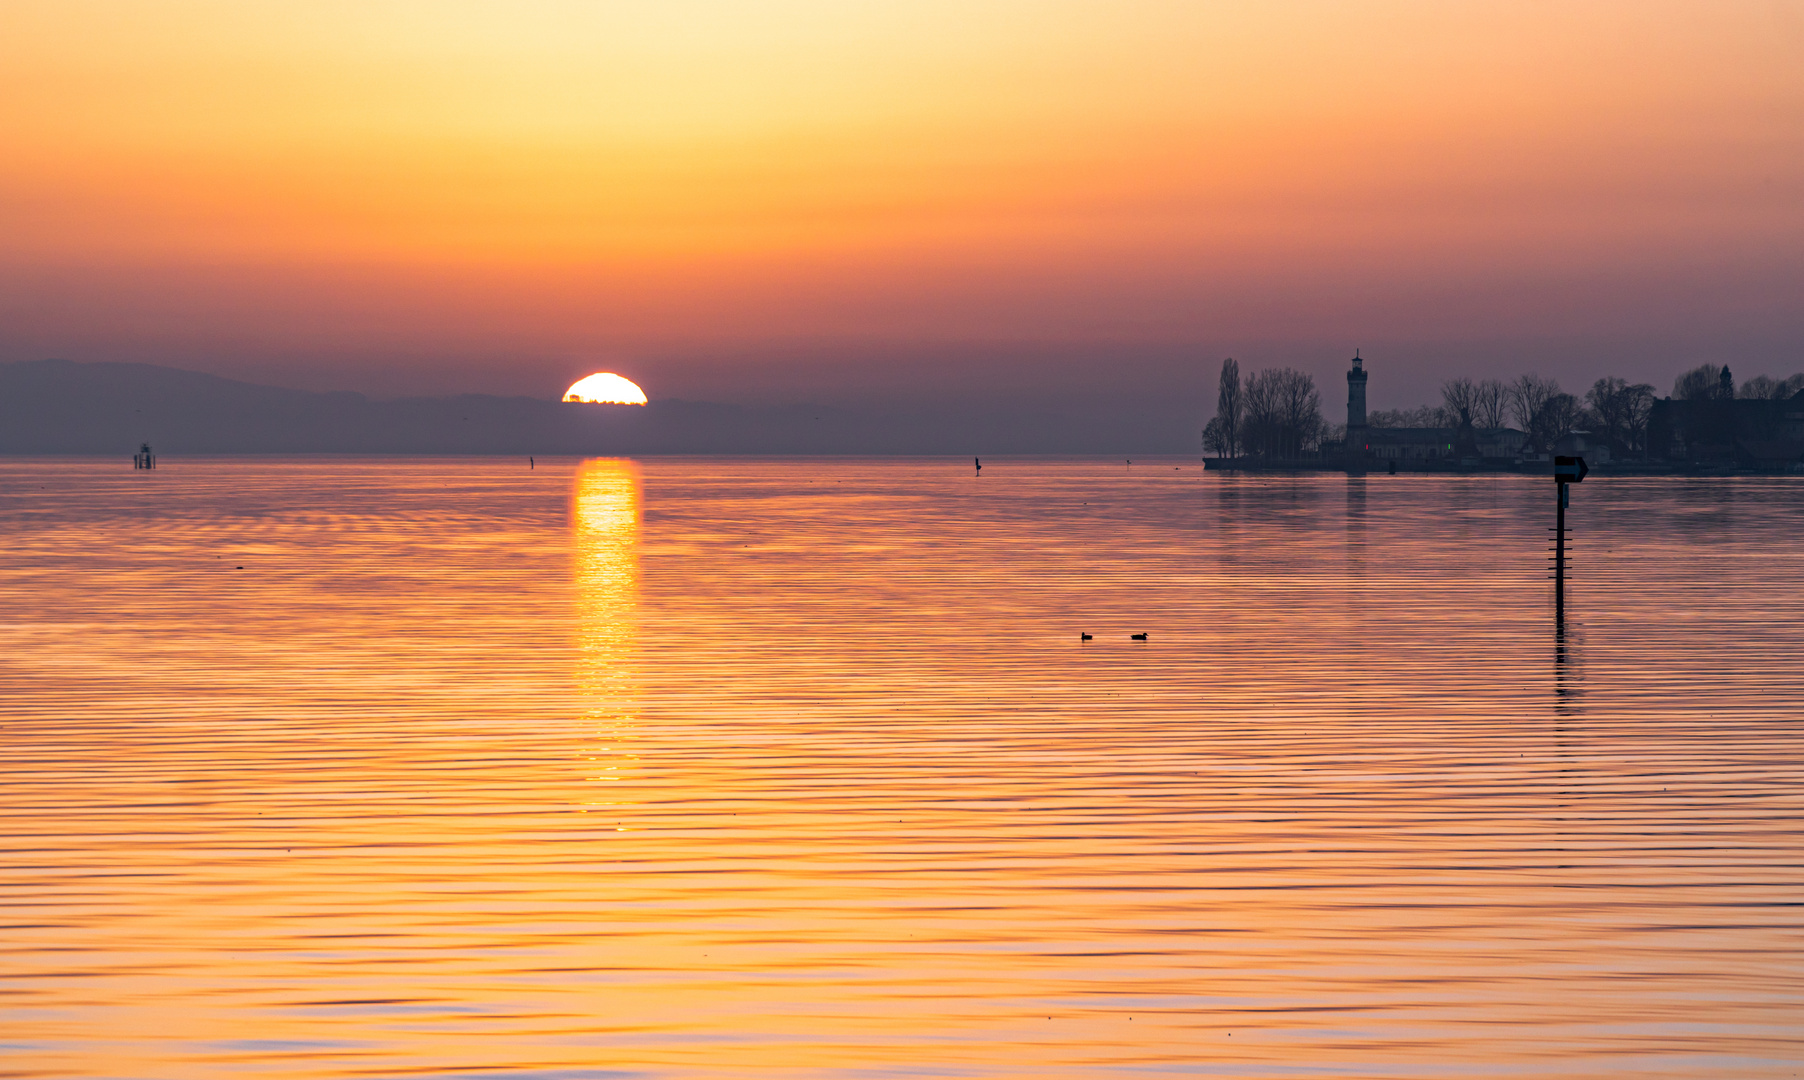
[1080,633,1092,641]
[1131,632,1148,641]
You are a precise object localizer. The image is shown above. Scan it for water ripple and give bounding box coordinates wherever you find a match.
[1,457,1801,1078]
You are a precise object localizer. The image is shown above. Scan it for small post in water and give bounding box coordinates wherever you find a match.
[1556,479,1566,606]
[1551,455,1587,609]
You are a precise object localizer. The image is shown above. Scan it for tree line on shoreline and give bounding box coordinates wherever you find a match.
[1202,359,1804,460]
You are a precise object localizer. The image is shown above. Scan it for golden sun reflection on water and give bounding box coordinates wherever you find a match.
[572,458,642,821]
[573,458,640,710]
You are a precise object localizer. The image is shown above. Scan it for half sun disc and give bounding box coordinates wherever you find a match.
[563,373,648,405]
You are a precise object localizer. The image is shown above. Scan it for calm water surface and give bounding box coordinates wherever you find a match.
[2,457,1801,1079]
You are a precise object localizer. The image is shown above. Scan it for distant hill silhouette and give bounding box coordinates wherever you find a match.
[0,359,1199,455]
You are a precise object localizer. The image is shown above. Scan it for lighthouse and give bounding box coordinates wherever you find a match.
[1346,352,1368,469]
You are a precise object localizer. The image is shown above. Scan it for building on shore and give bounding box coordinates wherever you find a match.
[1223,354,1804,473]
[1356,424,1530,463]
[1646,368,1804,468]
[1328,354,1529,467]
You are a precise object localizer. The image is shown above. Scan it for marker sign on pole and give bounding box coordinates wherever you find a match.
[1553,456,1588,483]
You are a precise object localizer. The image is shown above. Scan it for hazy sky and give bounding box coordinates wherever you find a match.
[3,1,1801,407]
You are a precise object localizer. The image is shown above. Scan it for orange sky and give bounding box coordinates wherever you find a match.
[2,1,1801,400]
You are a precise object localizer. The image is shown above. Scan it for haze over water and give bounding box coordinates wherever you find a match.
[3,457,1802,1078]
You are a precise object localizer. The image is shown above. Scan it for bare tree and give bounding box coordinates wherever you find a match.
[1241,372,1279,457]
[1278,371,1326,454]
[1215,358,1241,458]
[1674,363,1726,400]
[1586,378,1657,453]
[1241,367,1323,458]
[1441,378,1479,424]
[1508,374,1562,436]
[1622,384,1656,453]
[1630,384,1652,452]
[1473,379,1509,430]
[1528,392,1583,453]
[1586,377,1629,449]
[1737,373,1804,399]
[1202,415,1231,457]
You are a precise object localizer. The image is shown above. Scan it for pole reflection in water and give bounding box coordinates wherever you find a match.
[571,459,641,801]
[1553,603,1585,716]
[1345,473,1367,573]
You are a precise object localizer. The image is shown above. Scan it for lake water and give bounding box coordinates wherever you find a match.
[3,457,1802,1079]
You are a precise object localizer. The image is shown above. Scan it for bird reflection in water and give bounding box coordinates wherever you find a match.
[571,459,642,811]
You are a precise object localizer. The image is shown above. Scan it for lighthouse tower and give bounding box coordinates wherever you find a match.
[1346,352,1368,469]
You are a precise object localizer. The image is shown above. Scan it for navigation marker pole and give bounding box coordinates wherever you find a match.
[1551,455,1588,612]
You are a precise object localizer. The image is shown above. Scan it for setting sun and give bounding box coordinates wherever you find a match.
[563,373,647,405]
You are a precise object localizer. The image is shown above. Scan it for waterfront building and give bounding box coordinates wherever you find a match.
[1335,356,1527,466]
[1647,384,1804,467]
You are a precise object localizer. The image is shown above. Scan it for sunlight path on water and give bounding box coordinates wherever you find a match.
[0,457,1801,1078]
